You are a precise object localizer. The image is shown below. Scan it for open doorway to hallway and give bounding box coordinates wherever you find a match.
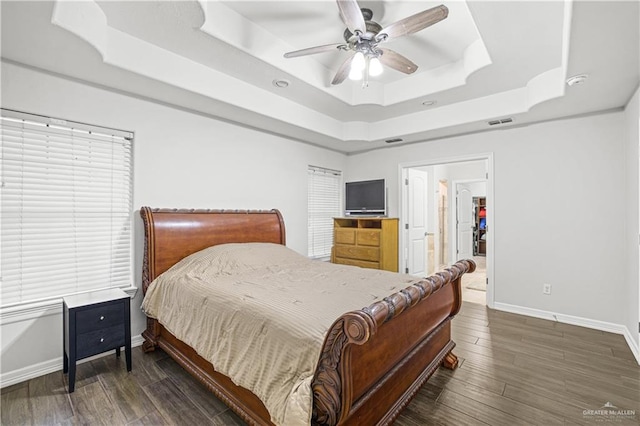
[456,180,488,305]
[461,254,487,304]
[401,157,492,306]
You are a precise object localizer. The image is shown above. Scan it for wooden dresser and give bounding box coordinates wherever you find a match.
[331,217,399,272]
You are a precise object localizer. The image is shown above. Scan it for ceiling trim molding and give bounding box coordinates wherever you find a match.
[41,0,609,154]
[49,0,569,146]
[347,106,625,156]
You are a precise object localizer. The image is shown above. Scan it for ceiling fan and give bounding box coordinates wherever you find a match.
[283,0,449,86]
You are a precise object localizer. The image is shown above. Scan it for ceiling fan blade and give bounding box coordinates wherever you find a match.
[331,53,356,85]
[284,43,345,58]
[377,5,448,42]
[336,0,365,34]
[379,48,418,74]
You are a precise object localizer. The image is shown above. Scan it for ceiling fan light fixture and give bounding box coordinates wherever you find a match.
[369,57,383,76]
[283,2,449,86]
[351,52,366,72]
[349,67,363,81]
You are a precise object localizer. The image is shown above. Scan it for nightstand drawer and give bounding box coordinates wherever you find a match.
[76,325,125,359]
[76,303,125,334]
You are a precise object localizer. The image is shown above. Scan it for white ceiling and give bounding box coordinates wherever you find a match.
[1,1,638,154]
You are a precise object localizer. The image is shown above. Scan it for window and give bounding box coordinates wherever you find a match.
[307,165,341,259]
[1,109,133,308]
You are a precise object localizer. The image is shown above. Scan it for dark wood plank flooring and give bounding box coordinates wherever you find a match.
[2,302,639,425]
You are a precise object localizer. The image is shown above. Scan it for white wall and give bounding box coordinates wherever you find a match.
[0,61,347,384]
[624,86,640,358]
[346,112,630,332]
[433,162,487,187]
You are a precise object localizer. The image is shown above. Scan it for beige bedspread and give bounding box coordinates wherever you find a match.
[142,243,419,425]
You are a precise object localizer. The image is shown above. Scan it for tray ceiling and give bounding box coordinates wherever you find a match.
[1,1,638,153]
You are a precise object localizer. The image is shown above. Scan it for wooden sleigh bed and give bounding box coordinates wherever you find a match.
[140,207,475,425]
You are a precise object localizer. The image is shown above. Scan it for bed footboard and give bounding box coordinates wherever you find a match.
[312,259,475,426]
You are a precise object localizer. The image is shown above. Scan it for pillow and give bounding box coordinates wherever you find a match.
[158,242,308,280]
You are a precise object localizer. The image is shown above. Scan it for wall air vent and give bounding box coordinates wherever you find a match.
[385,138,403,143]
[488,118,513,126]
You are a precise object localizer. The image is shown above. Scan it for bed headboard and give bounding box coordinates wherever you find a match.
[140,207,286,293]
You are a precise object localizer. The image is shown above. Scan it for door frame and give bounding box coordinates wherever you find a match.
[399,153,495,308]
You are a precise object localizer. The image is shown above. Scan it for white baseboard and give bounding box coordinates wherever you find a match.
[622,327,640,364]
[0,334,144,388]
[493,302,640,364]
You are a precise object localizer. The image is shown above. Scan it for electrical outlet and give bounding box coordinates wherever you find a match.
[543,284,552,295]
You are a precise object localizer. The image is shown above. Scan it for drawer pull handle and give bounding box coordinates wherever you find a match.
[100,316,105,321]
[100,338,104,343]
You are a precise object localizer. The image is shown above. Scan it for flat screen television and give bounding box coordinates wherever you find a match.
[345,179,386,216]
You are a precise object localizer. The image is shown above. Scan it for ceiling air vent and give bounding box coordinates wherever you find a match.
[488,118,513,126]
[385,138,403,144]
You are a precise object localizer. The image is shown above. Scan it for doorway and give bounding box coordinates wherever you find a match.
[400,155,493,307]
[454,180,488,304]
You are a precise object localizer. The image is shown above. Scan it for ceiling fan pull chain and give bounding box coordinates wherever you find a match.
[362,58,370,89]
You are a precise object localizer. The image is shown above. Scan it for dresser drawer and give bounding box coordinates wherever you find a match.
[76,325,125,359]
[357,230,381,246]
[334,257,380,269]
[334,245,380,262]
[335,228,356,245]
[76,303,125,334]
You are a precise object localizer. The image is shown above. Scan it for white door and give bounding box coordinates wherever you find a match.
[407,169,429,275]
[456,185,473,260]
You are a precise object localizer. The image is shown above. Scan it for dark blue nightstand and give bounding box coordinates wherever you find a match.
[63,288,131,392]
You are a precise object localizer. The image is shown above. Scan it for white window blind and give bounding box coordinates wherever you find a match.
[0,110,133,308]
[308,165,341,259]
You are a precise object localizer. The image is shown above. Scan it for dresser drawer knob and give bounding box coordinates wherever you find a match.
[100,338,104,343]
[100,316,105,320]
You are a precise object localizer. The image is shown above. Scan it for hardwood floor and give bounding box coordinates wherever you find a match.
[2,302,639,425]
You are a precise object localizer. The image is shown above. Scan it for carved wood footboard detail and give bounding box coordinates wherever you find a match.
[442,351,459,370]
[311,259,475,425]
[313,312,375,425]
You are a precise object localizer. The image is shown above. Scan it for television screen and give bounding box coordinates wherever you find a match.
[345,179,386,215]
